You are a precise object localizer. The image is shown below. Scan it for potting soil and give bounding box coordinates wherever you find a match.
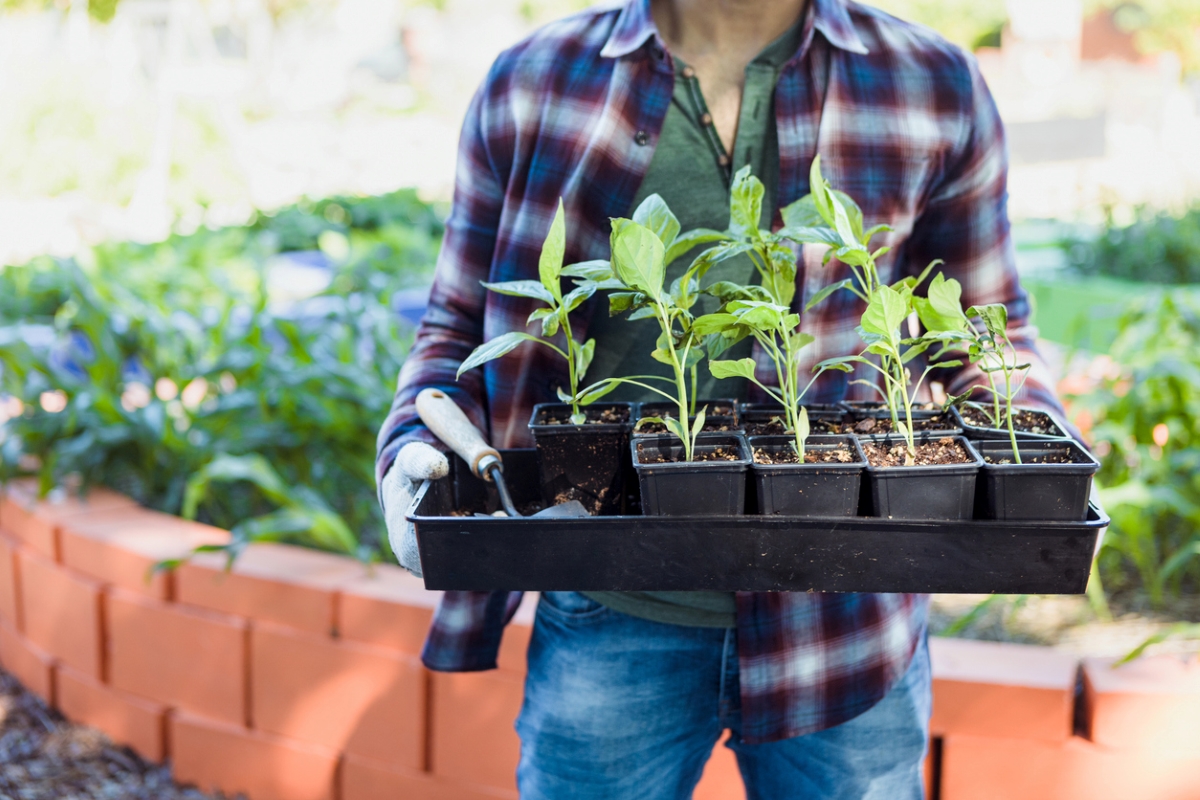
[861,437,972,467]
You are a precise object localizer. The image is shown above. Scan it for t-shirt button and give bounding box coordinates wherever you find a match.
[700,112,713,126]
[717,154,730,166]
[681,66,696,78]
[634,130,650,146]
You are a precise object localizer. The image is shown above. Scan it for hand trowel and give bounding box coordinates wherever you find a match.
[415,388,590,518]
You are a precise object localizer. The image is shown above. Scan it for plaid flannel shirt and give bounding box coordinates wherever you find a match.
[376,0,1063,743]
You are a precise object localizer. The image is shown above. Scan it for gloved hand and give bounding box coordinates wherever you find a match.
[381,441,449,577]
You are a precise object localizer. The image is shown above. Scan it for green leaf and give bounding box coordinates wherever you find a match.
[651,347,674,365]
[665,229,729,266]
[805,279,855,311]
[610,219,666,301]
[729,166,764,239]
[556,386,572,403]
[928,273,966,323]
[692,313,740,335]
[814,355,867,371]
[576,338,595,381]
[539,200,566,301]
[967,303,1008,338]
[628,306,657,321]
[706,281,771,303]
[608,292,641,315]
[183,453,292,519]
[828,191,863,251]
[563,283,596,313]
[691,406,707,438]
[709,358,757,381]
[781,195,825,229]
[480,280,555,304]
[829,190,864,242]
[577,380,619,406]
[861,285,908,338]
[808,155,835,227]
[561,260,613,280]
[663,415,689,443]
[457,331,543,377]
[776,225,843,248]
[632,194,681,250]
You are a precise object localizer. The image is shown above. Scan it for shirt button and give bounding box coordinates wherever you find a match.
[634,130,649,146]
[682,66,696,78]
[700,112,713,126]
[718,154,730,166]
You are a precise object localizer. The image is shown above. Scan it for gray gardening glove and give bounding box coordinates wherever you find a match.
[381,441,449,577]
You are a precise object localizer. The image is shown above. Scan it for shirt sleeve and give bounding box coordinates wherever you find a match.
[901,52,1064,418]
[375,71,509,493]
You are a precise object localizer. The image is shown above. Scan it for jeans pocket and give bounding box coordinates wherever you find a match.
[538,591,609,620]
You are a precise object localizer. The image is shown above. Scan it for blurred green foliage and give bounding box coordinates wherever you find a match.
[1064,204,1200,285]
[0,190,443,560]
[1067,292,1200,608]
[1086,0,1200,76]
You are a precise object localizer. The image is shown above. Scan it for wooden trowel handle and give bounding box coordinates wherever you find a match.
[415,388,501,479]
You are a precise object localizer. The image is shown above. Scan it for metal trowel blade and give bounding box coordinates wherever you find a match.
[531,499,590,518]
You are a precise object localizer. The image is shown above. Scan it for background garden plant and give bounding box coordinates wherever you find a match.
[0,190,443,560]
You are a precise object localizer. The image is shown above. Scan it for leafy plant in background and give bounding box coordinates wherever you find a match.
[1063,203,1200,285]
[0,190,444,561]
[456,201,600,424]
[1066,291,1200,610]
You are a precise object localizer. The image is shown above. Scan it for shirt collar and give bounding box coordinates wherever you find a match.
[600,0,868,60]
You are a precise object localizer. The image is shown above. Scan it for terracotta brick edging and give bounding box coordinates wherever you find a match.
[0,479,1198,800]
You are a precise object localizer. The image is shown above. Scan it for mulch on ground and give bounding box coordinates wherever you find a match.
[0,670,233,800]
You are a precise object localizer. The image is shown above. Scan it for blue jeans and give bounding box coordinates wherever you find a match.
[515,592,931,800]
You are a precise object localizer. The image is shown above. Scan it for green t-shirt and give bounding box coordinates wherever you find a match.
[583,18,801,630]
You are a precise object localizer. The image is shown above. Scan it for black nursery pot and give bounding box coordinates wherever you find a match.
[631,433,751,517]
[975,439,1100,521]
[748,434,865,517]
[949,404,1072,441]
[861,434,984,521]
[528,402,634,516]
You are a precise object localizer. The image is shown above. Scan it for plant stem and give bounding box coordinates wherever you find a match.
[1003,366,1021,464]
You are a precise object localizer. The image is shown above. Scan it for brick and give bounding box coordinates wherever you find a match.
[941,734,1200,800]
[251,622,425,769]
[0,531,20,627]
[1,479,136,560]
[694,732,745,800]
[177,543,364,636]
[17,550,104,678]
[930,637,1076,742]
[430,669,524,791]
[56,664,168,762]
[0,619,55,702]
[59,508,229,600]
[171,711,338,800]
[108,589,247,726]
[338,563,441,654]
[342,754,517,800]
[1082,655,1200,753]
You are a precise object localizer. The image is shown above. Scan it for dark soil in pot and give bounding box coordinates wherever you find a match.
[860,434,983,520]
[841,400,940,419]
[632,433,750,516]
[749,434,864,517]
[742,409,845,436]
[845,409,961,435]
[975,438,1100,521]
[529,402,634,516]
[633,414,740,435]
[949,404,1071,441]
[640,398,738,419]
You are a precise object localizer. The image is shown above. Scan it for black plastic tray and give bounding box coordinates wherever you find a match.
[409,449,1108,595]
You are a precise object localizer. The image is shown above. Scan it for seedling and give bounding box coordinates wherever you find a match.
[456,200,598,424]
[796,157,961,464]
[911,274,1031,463]
[567,198,722,462]
[695,301,844,460]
